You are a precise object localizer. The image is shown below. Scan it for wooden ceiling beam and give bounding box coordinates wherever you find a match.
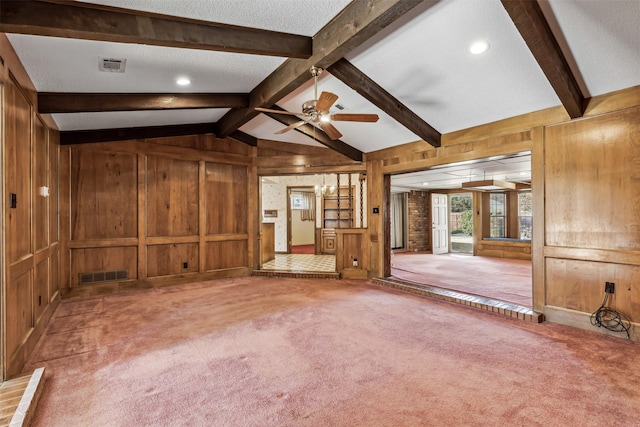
[38,92,249,113]
[501,0,584,118]
[215,0,437,138]
[0,0,311,58]
[261,106,363,162]
[328,58,441,148]
[60,122,217,145]
[229,131,258,147]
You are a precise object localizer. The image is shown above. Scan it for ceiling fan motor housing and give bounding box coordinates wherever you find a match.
[302,99,321,122]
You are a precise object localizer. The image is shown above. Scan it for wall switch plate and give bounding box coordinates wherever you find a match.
[372,207,379,214]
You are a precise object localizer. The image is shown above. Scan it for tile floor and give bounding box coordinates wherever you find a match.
[261,254,336,272]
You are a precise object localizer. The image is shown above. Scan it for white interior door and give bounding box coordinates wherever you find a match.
[432,193,449,255]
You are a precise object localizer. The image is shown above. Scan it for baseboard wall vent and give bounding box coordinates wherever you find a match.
[79,270,128,284]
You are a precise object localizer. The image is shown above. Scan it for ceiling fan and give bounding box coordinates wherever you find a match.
[255,66,379,140]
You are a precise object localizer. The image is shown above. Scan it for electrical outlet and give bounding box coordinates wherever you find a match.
[605,282,615,294]
[352,258,358,267]
[183,262,188,269]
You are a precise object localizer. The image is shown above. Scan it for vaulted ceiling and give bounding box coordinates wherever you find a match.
[3,0,640,162]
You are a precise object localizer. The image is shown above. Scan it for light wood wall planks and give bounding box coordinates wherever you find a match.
[205,163,248,235]
[147,156,199,237]
[5,76,32,263]
[365,86,640,340]
[62,135,254,295]
[543,106,640,326]
[71,150,138,240]
[2,33,61,378]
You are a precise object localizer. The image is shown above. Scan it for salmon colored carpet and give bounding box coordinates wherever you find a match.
[291,244,315,254]
[25,277,639,426]
[392,253,532,306]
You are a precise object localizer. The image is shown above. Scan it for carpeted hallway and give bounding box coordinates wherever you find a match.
[25,277,639,426]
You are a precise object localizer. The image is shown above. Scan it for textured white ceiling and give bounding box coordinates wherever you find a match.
[6,34,285,93]
[52,109,229,131]
[5,0,640,153]
[346,0,561,135]
[75,0,353,36]
[391,153,531,191]
[541,0,640,97]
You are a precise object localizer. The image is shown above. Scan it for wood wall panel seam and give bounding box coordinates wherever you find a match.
[145,236,200,245]
[544,246,640,266]
[204,234,249,242]
[63,140,253,165]
[137,154,147,280]
[68,238,139,248]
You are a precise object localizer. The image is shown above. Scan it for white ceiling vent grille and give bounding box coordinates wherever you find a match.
[99,57,126,73]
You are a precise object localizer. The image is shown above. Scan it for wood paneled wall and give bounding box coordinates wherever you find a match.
[61,135,255,295]
[543,106,640,335]
[365,86,640,340]
[1,34,61,378]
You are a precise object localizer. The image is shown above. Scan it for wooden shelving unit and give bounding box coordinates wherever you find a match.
[320,186,354,254]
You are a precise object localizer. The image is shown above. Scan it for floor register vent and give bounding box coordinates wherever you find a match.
[79,270,128,284]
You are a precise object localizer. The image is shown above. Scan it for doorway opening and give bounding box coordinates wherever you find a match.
[390,192,407,251]
[287,187,316,254]
[259,173,367,273]
[450,193,473,254]
[388,152,533,307]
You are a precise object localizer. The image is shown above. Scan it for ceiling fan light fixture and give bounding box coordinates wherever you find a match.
[176,77,191,86]
[320,113,331,123]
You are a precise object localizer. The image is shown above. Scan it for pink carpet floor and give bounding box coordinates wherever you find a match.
[291,244,315,254]
[392,252,532,306]
[25,277,639,426]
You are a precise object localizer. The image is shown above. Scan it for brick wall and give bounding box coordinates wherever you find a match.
[407,190,431,252]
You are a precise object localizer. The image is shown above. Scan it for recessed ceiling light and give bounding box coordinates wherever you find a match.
[176,77,191,86]
[469,40,490,55]
[422,182,429,186]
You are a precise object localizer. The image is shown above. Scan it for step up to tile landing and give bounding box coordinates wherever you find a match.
[253,270,340,280]
[373,278,543,323]
[0,368,45,427]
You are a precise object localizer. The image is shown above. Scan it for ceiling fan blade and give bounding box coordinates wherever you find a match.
[331,113,379,122]
[316,91,339,113]
[275,120,307,134]
[320,122,343,140]
[255,107,300,116]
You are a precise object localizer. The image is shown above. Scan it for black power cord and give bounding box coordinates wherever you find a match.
[590,292,631,339]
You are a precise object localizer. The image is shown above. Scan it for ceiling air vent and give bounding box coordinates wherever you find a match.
[99,57,126,73]
[334,103,346,111]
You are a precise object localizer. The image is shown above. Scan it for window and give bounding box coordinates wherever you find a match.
[489,193,506,238]
[518,192,532,240]
[290,193,305,210]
